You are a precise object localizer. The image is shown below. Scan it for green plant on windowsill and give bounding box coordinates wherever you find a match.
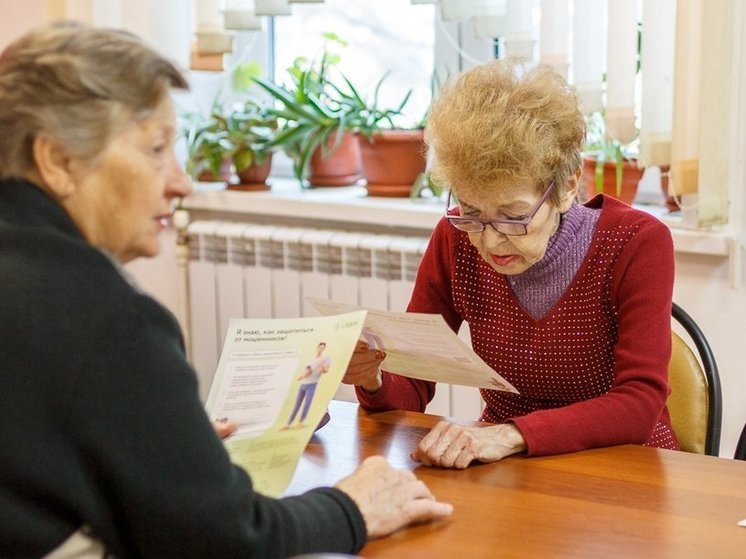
[181,100,278,182]
[181,109,232,181]
[180,60,279,183]
[216,99,278,173]
[338,71,414,138]
[582,110,641,199]
[582,20,644,202]
[410,171,446,201]
[252,33,363,184]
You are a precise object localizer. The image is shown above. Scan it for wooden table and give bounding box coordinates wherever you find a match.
[286,400,746,558]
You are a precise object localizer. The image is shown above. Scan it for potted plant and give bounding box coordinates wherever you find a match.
[181,110,233,183]
[581,110,644,205]
[341,72,427,198]
[181,95,280,190]
[218,100,279,191]
[252,35,363,187]
[410,170,447,201]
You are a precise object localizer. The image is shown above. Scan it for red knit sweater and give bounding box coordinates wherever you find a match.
[357,196,679,456]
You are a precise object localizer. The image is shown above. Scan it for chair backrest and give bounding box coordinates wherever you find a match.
[735,423,746,461]
[666,303,722,456]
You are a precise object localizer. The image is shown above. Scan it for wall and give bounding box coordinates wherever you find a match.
[0,0,192,67]
[0,2,45,51]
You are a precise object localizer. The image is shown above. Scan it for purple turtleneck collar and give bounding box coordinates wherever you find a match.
[507,202,601,319]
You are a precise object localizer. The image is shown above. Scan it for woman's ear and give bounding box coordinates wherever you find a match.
[31,134,78,199]
[559,168,582,212]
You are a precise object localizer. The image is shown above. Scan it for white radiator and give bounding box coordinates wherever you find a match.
[185,220,482,419]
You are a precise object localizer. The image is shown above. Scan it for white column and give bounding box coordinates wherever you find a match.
[472,0,506,40]
[503,0,535,60]
[539,0,568,79]
[572,0,605,113]
[670,0,702,197]
[639,0,676,168]
[604,0,638,144]
[697,0,733,226]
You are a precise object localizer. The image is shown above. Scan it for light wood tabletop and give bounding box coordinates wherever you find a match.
[285,400,746,558]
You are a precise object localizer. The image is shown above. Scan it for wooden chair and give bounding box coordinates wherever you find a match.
[666,303,722,456]
[734,423,746,461]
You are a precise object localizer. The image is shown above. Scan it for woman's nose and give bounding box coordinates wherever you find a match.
[481,223,510,245]
[167,152,193,198]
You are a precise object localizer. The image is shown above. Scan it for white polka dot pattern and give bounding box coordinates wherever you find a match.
[451,224,677,450]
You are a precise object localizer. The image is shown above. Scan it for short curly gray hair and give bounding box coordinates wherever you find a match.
[425,58,585,207]
[0,21,188,179]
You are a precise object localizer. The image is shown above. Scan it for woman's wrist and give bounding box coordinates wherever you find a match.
[499,424,527,454]
[360,367,384,393]
[478,423,527,461]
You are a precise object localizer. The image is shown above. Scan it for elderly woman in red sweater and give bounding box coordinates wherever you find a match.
[343,58,679,468]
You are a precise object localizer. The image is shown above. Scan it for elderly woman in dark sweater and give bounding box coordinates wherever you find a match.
[0,21,451,558]
[344,59,679,468]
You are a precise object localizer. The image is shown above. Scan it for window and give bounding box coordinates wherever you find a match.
[272,0,436,129]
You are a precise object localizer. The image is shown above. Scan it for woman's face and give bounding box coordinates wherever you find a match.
[66,95,191,262]
[456,178,572,275]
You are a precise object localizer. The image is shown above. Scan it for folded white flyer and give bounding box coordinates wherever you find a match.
[307,298,518,393]
[205,311,367,497]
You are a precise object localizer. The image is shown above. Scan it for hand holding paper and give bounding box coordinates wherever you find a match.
[308,298,518,392]
[344,340,386,392]
[205,311,367,496]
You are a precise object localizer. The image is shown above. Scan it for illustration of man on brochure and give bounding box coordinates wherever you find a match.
[281,342,331,430]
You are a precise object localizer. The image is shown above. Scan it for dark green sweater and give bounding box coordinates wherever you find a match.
[0,179,366,558]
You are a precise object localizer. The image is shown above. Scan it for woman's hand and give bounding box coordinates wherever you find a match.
[342,341,386,393]
[411,421,527,469]
[336,455,453,539]
[212,418,237,439]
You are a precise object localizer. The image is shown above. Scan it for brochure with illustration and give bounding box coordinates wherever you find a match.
[307,297,518,393]
[205,310,367,497]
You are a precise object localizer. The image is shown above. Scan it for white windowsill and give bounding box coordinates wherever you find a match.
[181,177,736,257]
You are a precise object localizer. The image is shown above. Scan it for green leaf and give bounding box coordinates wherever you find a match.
[234,150,254,172]
[297,125,328,183]
[232,61,263,93]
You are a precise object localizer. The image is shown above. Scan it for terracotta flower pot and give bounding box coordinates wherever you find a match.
[581,156,644,206]
[197,159,233,183]
[358,129,427,197]
[228,154,273,192]
[307,131,362,187]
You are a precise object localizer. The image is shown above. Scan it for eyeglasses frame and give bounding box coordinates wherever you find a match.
[444,181,556,236]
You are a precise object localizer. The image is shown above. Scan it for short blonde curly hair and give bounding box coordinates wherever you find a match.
[425,58,585,207]
[0,21,188,180]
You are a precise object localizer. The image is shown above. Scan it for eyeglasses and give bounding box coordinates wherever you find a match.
[445,181,556,236]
